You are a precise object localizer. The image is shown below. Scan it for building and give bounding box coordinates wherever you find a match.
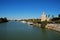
[40,11,50,22]
[40,12,46,21]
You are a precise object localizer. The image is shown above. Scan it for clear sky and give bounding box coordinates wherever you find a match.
[0,0,60,20]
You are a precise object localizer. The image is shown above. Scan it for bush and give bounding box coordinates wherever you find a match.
[41,20,47,28]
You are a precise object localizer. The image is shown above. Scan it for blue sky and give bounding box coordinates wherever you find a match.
[0,0,60,20]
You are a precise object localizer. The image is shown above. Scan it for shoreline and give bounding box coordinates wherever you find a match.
[19,21,60,33]
[46,24,60,32]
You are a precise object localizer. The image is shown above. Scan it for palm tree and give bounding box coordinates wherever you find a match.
[58,14,60,17]
[52,15,54,18]
[48,14,50,18]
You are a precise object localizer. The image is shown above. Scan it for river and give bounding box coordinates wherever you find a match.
[0,21,60,40]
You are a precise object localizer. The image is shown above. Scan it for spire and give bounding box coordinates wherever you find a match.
[42,11,44,14]
[41,11,46,17]
[42,11,45,16]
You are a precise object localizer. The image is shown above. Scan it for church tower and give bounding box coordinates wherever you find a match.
[41,11,47,21]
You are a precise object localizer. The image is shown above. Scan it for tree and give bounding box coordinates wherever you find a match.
[52,15,54,18]
[58,14,60,17]
[0,17,8,23]
[3,17,8,22]
[41,20,47,28]
[48,14,50,18]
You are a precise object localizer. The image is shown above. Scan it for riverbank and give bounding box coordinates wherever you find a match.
[0,17,8,23]
[46,24,60,32]
[33,23,60,32]
[19,20,60,32]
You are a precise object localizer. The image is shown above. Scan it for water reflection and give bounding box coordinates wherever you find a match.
[0,21,60,40]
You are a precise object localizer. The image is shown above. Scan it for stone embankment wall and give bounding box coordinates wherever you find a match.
[46,24,60,32]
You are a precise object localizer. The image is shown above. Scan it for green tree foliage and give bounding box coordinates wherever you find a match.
[58,14,60,17]
[41,20,47,28]
[0,17,8,23]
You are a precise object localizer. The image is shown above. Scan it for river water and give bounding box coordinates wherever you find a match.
[0,21,60,40]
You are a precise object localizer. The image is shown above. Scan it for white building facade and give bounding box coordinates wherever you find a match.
[40,11,50,22]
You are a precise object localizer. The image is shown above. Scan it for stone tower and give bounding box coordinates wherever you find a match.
[41,11,47,21]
